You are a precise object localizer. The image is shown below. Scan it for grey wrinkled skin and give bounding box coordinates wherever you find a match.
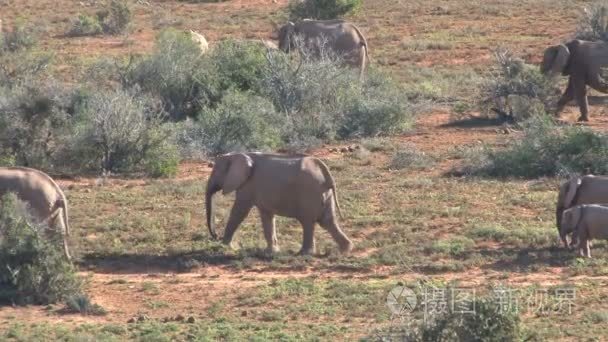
[205,152,353,256]
[0,167,72,260]
[561,204,608,258]
[555,175,608,248]
[541,40,608,122]
[277,19,369,80]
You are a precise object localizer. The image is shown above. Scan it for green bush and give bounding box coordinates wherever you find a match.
[207,39,267,95]
[0,79,74,169]
[481,48,560,122]
[67,0,131,37]
[410,297,523,341]
[261,49,415,148]
[126,28,207,120]
[288,0,362,20]
[261,48,356,143]
[63,89,175,174]
[339,69,415,138]
[467,115,608,178]
[143,138,181,178]
[0,194,81,305]
[68,15,104,37]
[576,1,608,41]
[195,91,281,154]
[127,32,268,120]
[98,0,132,35]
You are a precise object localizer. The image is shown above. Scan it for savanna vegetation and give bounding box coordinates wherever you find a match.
[2,0,608,340]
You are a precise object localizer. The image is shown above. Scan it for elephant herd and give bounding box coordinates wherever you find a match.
[4,19,608,261]
[2,162,608,261]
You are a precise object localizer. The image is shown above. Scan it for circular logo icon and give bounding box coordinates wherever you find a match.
[387,286,417,315]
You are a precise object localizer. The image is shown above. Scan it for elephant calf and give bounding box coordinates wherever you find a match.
[205,152,354,255]
[0,167,72,260]
[561,204,608,258]
[555,175,608,248]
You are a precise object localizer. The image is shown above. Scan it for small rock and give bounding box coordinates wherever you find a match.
[175,314,185,322]
[340,147,348,153]
[208,162,215,168]
[354,145,361,150]
[138,314,148,322]
[127,317,136,323]
[187,316,196,324]
[347,146,355,152]
[241,310,248,317]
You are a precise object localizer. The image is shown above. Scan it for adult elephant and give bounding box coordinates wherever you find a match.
[277,19,369,79]
[0,167,72,260]
[541,39,608,122]
[555,175,608,248]
[205,152,353,255]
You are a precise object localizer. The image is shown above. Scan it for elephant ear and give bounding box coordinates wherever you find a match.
[541,44,570,75]
[564,177,583,208]
[222,153,253,195]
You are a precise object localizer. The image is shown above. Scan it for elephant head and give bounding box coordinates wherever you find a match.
[541,44,571,76]
[277,22,297,52]
[560,206,583,248]
[556,177,582,247]
[205,153,253,240]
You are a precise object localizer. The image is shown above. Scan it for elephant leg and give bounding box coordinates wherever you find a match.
[585,239,592,258]
[259,208,279,254]
[555,78,574,115]
[573,78,590,121]
[222,198,253,248]
[298,220,316,255]
[318,196,354,254]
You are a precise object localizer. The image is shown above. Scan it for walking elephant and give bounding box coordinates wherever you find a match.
[541,39,608,121]
[556,175,608,248]
[560,204,608,258]
[276,19,369,79]
[205,152,354,255]
[0,167,72,260]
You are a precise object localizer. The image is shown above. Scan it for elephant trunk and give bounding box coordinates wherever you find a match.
[556,206,568,248]
[206,182,220,240]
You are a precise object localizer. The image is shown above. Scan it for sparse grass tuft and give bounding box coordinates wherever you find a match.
[389,146,434,171]
[64,294,107,315]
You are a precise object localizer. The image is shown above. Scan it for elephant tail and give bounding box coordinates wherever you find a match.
[53,195,70,237]
[316,158,343,220]
[52,194,72,261]
[351,24,369,80]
